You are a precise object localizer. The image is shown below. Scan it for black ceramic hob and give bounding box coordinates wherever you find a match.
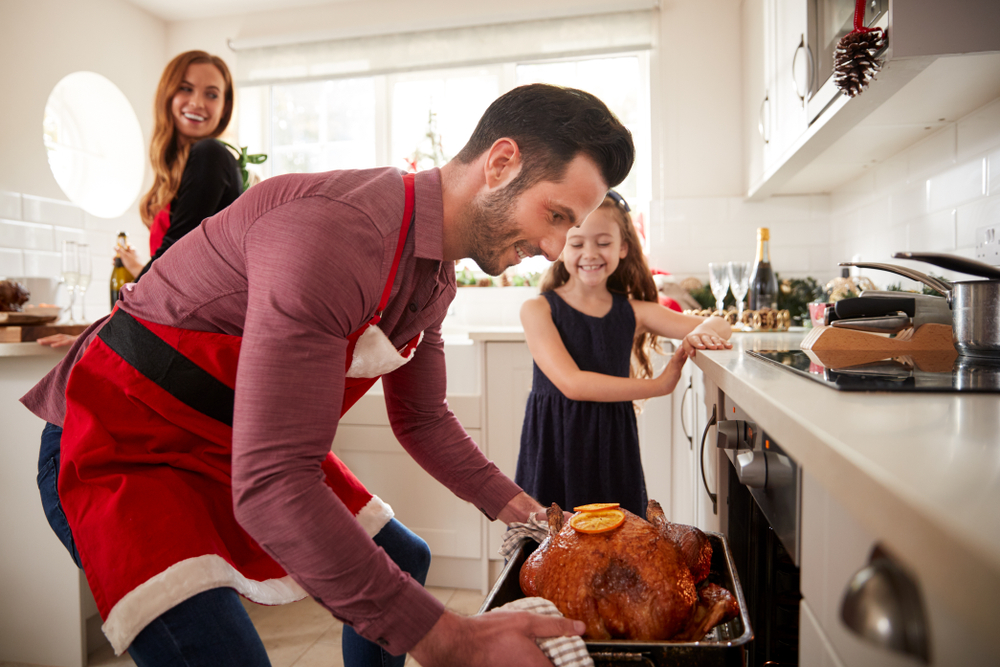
[747,349,1000,392]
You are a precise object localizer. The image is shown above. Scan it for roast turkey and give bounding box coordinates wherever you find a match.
[519,500,738,641]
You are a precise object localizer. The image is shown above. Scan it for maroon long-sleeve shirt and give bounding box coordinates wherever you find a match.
[22,166,521,654]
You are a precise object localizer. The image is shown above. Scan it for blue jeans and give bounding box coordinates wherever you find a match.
[36,423,431,667]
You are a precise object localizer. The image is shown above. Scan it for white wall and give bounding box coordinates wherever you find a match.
[0,0,167,319]
[828,97,1000,288]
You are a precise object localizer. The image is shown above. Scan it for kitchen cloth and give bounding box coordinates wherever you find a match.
[499,517,549,561]
[489,597,594,667]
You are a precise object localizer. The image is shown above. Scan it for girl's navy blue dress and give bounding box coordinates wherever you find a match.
[515,290,647,517]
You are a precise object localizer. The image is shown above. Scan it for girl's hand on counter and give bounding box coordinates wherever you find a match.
[686,317,733,350]
[684,330,732,351]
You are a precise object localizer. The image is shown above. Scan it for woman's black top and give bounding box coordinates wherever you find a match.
[137,139,242,279]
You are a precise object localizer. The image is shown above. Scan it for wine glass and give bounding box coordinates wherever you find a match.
[708,263,730,314]
[76,243,92,323]
[727,261,751,323]
[60,240,79,323]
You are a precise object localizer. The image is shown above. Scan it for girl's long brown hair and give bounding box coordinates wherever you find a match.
[139,50,234,228]
[540,195,662,379]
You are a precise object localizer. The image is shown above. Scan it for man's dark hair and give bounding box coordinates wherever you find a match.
[453,84,634,195]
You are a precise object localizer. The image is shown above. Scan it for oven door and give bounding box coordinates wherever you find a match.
[807,0,888,124]
[718,394,802,666]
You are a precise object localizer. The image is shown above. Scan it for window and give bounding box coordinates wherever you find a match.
[237,52,650,277]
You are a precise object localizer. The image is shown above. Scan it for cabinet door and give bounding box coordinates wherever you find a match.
[334,391,485,560]
[485,341,536,560]
[770,0,810,165]
[636,342,675,513]
[742,0,769,192]
[800,469,997,666]
[693,367,721,533]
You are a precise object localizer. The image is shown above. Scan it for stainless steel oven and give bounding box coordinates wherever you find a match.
[716,393,802,666]
[806,0,888,123]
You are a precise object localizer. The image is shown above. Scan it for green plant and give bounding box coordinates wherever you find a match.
[220,141,268,191]
[688,282,734,310]
[777,275,823,324]
[886,274,947,296]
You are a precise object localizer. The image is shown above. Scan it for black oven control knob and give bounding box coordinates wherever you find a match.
[717,419,759,450]
[735,450,794,489]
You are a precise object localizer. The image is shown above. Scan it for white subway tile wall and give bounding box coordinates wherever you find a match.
[829,96,1000,289]
[0,191,124,318]
[648,95,1000,293]
[647,194,833,288]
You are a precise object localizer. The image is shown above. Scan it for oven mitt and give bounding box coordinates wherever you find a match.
[499,517,549,561]
[489,597,594,667]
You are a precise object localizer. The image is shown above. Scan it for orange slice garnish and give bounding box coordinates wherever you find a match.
[569,508,625,534]
[573,502,621,513]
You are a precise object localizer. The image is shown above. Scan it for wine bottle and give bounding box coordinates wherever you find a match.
[748,227,778,310]
[110,231,135,308]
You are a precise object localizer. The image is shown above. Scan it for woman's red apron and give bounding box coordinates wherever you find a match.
[149,204,170,256]
[59,173,419,655]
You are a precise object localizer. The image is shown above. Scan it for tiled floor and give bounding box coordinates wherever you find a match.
[1,586,486,667]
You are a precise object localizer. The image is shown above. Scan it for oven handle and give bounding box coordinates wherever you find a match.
[700,404,718,515]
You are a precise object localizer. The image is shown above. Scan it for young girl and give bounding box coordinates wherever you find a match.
[515,192,732,517]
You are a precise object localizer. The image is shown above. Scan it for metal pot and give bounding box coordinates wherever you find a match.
[840,252,1000,359]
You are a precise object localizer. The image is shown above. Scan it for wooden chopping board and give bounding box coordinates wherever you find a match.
[0,323,89,343]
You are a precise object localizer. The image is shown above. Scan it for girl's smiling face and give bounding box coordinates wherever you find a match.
[562,206,629,286]
[170,63,227,144]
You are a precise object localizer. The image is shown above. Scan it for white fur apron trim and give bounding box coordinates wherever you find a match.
[346,326,424,378]
[103,495,394,655]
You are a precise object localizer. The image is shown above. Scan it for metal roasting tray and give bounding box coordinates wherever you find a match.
[478,532,752,667]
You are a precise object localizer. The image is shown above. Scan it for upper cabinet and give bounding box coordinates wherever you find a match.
[743,0,1000,199]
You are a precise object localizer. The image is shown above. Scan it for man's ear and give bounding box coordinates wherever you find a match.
[483,138,521,190]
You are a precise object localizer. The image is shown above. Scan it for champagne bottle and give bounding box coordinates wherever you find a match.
[110,231,135,308]
[748,227,778,310]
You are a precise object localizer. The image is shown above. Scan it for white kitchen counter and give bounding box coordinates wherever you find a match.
[693,331,1000,640]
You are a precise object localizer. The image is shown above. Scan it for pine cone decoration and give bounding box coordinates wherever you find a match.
[834,29,886,98]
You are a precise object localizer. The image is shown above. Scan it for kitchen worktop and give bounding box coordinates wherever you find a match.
[693,331,1000,640]
[0,341,71,358]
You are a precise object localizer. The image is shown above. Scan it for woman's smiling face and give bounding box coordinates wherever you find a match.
[170,62,227,144]
[562,205,628,286]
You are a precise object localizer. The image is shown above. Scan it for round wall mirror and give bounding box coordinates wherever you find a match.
[43,72,144,218]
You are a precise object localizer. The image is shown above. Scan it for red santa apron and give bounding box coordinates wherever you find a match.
[59,173,420,654]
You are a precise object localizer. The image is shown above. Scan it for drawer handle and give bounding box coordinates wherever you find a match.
[699,404,718,515]
[680,379,693,448]
[840,544,930,663]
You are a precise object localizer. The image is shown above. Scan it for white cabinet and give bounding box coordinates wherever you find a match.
[483,341,536,563]
[334,358,488,590]
[667,358,722,534]
[742,0,1000,198]
[1,349,90,667]
[744,0,810,194]
[800,468,997,666]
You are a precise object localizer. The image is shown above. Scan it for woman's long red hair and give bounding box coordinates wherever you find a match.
[139,50,234,228]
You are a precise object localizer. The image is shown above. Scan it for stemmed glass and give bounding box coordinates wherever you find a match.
[60,240,79,323]
[727,261,751,324]
[708,263,730,314]
[75,243,92,323]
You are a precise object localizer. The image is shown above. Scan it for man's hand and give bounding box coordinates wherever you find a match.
[497,491,546,525]
[410,609,585,667]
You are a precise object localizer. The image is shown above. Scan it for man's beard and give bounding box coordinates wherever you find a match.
[460,185,521,276]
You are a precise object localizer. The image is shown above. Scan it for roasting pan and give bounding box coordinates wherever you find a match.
[478,532,752,667]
